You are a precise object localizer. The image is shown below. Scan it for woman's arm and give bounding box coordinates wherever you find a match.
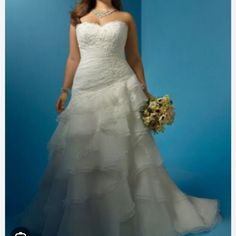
[124,13,151,98]
[56,23,80,113]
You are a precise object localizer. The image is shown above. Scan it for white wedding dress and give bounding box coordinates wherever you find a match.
[16,20,221,236]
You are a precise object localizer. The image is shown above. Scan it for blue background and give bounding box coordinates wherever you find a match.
[142,0,231,235]
[6,0,230,235]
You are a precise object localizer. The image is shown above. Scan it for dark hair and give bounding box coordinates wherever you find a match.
[70,0,123,26]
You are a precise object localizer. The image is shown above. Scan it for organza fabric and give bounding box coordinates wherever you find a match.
[16,20,221,236]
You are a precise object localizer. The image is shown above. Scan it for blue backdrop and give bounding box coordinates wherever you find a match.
[6,0,141,234]
[6,0,230,235]
[142,0,231,235]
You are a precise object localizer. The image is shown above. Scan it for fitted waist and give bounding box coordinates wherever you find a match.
[72,55,135,91]
[77,53,130,73]
[79,48,126,62]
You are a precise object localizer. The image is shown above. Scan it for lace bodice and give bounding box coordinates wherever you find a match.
[72,20,136,91]
[76,20,128,59]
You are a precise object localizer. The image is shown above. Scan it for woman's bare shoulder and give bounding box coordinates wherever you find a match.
[116,11,136,25]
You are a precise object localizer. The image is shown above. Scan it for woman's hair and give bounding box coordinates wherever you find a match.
[70,0,123,26]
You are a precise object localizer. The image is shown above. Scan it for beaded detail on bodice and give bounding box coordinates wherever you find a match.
[76,20,128,59]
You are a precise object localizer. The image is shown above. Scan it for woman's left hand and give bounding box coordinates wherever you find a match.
[143,89,153,99]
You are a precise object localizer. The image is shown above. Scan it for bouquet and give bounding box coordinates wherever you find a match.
[140,94,175,134]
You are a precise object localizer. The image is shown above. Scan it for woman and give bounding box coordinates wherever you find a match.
[16,0,221,235]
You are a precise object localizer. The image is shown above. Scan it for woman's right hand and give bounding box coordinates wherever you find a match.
[56,92,68,113]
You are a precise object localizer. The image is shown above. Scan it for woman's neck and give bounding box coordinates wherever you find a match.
[95,0,113,10]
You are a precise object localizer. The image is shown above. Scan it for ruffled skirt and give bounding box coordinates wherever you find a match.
[15,73,221,236]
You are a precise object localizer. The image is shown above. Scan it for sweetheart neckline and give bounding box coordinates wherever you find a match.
[76,20,128,29]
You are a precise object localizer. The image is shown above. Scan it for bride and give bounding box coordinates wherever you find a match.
[16,0,221,235]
